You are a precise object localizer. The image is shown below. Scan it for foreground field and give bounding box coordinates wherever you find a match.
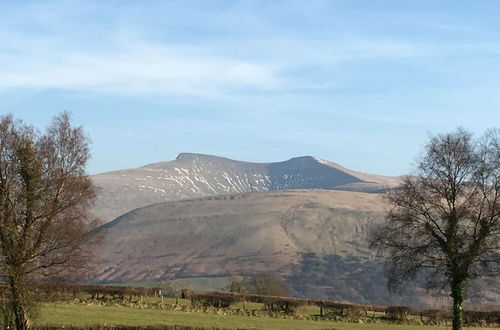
[37,303,491,330]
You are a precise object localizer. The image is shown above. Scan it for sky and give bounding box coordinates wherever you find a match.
[1,0,499,176]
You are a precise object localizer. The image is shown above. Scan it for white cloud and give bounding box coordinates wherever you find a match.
[0,32,282,97]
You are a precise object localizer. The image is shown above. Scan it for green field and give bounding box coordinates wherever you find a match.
[35,302,493,330]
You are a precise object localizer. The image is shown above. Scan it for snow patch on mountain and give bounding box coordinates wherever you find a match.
[91,153,401,222]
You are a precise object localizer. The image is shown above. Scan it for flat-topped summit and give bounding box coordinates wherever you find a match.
[91,153,401,222]
[174,152,228,162]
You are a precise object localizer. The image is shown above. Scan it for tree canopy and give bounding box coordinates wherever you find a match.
[0,112,98,329]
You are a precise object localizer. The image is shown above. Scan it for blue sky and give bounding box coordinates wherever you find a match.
[1,0,499,175]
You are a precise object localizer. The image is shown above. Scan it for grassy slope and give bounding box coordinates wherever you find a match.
[36,303,490,330]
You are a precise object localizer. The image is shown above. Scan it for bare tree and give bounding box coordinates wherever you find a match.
[244,272,288,297]
[371,128,500,330]
[0,113,98,329]
[225,273,245,293]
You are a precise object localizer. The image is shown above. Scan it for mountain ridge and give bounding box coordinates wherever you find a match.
[91,153,401,222]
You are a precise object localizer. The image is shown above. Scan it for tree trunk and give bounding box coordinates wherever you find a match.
[9,277,29,330]
[450,278,465,330]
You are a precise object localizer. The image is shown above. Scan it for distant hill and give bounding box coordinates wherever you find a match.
[93,190,386,300]
[91,153,401,222]
[91,189,500,307]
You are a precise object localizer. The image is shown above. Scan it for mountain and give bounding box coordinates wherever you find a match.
[91,153,401,222]
[89,155,499,306]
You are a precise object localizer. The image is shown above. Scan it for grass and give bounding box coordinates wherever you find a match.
[38,303,338,329]
[35,302,493,330]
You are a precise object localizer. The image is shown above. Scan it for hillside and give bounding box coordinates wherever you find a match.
[91,153,401,222]
[90,189,500,307]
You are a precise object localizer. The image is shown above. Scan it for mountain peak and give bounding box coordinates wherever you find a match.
[288,155,316,161]
[175,153,243,163]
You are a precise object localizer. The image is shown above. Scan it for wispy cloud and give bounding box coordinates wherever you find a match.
[1,0,499,98]
[0,32,432,97]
